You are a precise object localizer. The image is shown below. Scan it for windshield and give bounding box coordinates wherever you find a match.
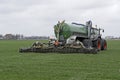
[91,28,99,35]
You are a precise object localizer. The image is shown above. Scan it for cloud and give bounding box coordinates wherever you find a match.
[0,0,120,37]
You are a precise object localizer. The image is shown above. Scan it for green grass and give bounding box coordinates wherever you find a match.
[0,40,120,80]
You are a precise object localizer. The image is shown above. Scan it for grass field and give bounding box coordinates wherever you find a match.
[0,40,120,80]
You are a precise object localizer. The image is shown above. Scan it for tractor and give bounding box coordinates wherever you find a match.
[19,20,107,54]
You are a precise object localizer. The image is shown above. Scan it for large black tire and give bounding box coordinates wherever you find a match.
[94,38,101,51]
[83,39,92,48]
[104,40,107,50]
[101,39,107,50]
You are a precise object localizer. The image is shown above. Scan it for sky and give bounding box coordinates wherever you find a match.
[0,0,120,37]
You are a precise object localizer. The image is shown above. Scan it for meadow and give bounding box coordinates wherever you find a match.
[0,40,120,80]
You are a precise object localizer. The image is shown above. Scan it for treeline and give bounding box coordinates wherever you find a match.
[0,34,49,40]
[105,36,120,40]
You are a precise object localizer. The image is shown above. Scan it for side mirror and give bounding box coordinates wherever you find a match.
[102,29,104,32]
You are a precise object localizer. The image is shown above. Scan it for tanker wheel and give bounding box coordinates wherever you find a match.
[96,38,101,51]
[83,39,92,48]
[101,39,107,50]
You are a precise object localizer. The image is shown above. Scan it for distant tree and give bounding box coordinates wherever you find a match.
[4,34,14,40]
[0,34,3,39]
[15,34,24,40]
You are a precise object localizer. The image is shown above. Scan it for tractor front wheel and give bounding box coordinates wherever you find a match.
[101,39,107,50]
[95,38,101,51]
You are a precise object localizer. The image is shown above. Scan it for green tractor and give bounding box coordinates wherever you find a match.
[19,20,107,53]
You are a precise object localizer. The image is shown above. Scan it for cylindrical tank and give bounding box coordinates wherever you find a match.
[54,22,88,41]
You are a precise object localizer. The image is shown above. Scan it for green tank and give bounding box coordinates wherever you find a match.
[54,21,88,41]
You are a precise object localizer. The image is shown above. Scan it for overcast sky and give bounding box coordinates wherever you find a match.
[0,0,120,37]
